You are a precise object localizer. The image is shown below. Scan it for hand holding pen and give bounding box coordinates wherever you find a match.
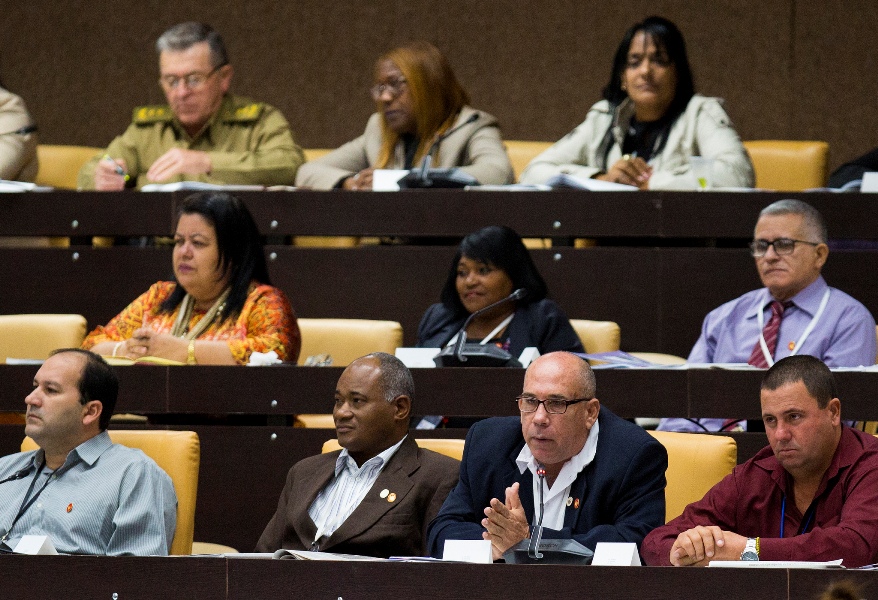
[93,154,130,191]
[597,151,652,189]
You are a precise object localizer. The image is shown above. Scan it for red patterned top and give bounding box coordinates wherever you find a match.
[82,281,300,364]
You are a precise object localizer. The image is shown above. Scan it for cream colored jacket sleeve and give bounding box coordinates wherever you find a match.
[520,95,754,190]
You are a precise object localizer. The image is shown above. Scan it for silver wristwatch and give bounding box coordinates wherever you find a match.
[740,537,759,561]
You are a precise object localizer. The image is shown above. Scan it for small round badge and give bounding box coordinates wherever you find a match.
[565,497,573,507]
[379,489,389,499]
[387,492,397,503]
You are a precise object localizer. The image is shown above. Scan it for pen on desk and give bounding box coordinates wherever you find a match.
[103,154,130,181]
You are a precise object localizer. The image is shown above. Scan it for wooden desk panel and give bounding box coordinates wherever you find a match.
[0,554,857,600]
[0,555,226,599]
[227,560,790,600]
[0,191,176,236]
[4,190,878,239]
[3,367,877,420]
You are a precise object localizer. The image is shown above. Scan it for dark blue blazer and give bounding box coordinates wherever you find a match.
[416,298,584,359]
[426,408,667,557]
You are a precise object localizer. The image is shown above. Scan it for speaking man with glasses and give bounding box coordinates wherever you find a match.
[78,22,303,190]
[659,199,876,433]
[427,351,667,561]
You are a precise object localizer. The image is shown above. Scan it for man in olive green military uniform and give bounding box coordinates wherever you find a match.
[78,22,303,190]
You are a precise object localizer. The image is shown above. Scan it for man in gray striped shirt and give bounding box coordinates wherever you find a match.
[257,352,459,557]
[0,349,177,555]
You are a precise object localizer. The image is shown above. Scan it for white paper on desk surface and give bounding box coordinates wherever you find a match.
[466,184,551,191]
[543,173,637,191]
[708,559,844,569]
[860,172,878,192]
[688,362,760,370]
[140,182,265,192]
[372,169,409,191]
[0,180,52,192]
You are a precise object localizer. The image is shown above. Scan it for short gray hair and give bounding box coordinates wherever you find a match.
[570,354,597,399]
[361,352,415,403]
[156,22,229,69]
[757,199,827,244]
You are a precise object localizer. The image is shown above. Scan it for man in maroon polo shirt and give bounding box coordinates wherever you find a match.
[641,355,878,568]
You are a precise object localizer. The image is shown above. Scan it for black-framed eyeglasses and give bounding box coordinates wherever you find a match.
[159,63,227,91]
[749,238,820,257]
[370,78,407,100]
[516,395,591,415]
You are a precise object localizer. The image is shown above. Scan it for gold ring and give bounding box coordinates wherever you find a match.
[621,154,631,162]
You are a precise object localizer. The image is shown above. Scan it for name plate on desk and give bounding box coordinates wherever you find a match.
[443,539,492,563]
[592,542,641,566]
[13,535,58,555]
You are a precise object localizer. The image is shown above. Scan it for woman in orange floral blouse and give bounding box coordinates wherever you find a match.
[82,192,300,364]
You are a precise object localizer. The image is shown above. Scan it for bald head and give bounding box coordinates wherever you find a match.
[523,352,596,400]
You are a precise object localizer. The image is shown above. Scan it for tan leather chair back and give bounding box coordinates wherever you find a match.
[22,430,200,555]
[648,431,737,522]
[302,148,333,162]
[322,437,464,461]
[569,319,621,354]
[35,145,103,189]
[297,318,403,366]
[743,140,829,191]
[505,140,552,182]
[0,314,87,363]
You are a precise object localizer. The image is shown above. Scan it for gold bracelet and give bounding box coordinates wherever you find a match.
[187,340,197,365]
[755,537,760,555]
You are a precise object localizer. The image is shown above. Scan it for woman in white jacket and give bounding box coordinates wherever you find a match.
[521,16,753,190]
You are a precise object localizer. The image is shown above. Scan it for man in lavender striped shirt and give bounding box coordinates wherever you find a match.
[257,352,460,557]
[0,349,176,555]
[659,200,876,432]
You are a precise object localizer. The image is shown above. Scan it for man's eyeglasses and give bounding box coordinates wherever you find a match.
[159,64,227,91]
[516,395,591,415]
[370,78,407,100]
[749,238,820,257]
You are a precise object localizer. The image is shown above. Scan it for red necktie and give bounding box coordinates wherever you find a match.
[719,301,791,432]
[748,301,790,368]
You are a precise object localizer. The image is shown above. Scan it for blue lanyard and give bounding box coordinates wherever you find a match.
[780,494,815,538]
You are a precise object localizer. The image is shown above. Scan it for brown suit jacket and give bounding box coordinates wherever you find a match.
[255,436,460,557]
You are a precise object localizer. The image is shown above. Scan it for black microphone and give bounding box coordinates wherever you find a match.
[0,467,31,485]
[528,465,547,560]
[0,124,37,136]
[417,112,480,180]
[453,288,527,363]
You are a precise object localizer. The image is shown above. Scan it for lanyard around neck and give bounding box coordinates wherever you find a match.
[1,458,76,545]
[756,289,830,367]
[446,313,515,347]
[779,493,815,539]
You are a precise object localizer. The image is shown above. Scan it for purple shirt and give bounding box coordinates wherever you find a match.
[660,276,876,432]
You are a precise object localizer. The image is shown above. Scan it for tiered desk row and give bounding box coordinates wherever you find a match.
[2,189,878,557]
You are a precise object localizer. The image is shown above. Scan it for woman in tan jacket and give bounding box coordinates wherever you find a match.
[296,40,513,190]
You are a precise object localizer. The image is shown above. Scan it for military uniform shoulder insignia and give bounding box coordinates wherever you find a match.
[133,105,173,124]
[226,102,265,122]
